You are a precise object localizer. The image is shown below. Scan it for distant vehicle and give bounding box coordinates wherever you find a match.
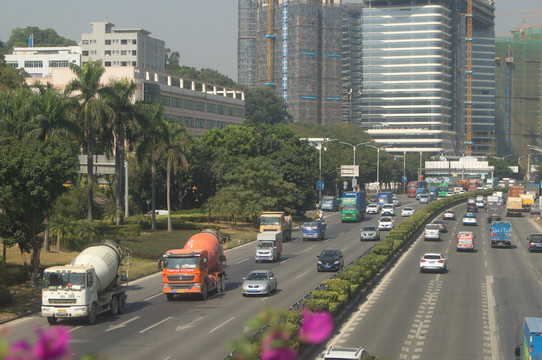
[377,191,394,206]
[378,216,394,231]
[366,203,380,214]
[392,196,401,207]
[476,195,485,208]
[457,231,474,252]
[401,207,414,217]
[322,346,376,360]
[419,194,429,204]
[420,253,447,273]
[147,209,168,216]
[490,222,511,248]
[381,204,395,216]
[321,196,340,211]
[515,317,542,360]
[301,221,326,241]
[446,191,454,197]
[432,220,447,233]
[341,191,367,222]
[443,210,456,220]
[527,233,542,252]
[463,213,477,226]
[424,224,441,241]
[317,249,344,272]
[255,231,283,262]
[242,270,277,296]
[466,203,478,213]
[360,225,380,241]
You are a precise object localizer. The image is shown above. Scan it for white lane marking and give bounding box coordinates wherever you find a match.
[486,275,499,360]
[175,316,205,332]
[236,258,249,265]
[139,316,172,333]
[300,246,315,254]
[69,326,82,332]
[296,270,309,279]
[106,316,141,332]
[280,258,292,264]
[337,232,345,236]
[209,316,235,333]
[144,292,163,301]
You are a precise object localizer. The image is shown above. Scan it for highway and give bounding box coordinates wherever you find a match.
[322,202,542,360]
[0,196,420,360]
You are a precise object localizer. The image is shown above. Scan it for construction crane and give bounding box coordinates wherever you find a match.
[465,0,473,155]
[501,10,542,39]
[265,0,275,87]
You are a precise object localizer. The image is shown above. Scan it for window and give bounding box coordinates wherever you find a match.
[194,118,205,128]
[105,50,111,56]
[24,60,43,68]
[82,40,89,45]
[49,60,69,68]
[206,120,216,129]
[160,95,171,106]
[227,107,234,116]
[121,50,127,56]
[132,39,137,44]
[7,61,18,68]
[207,103,216,113]
[217,105,225,115]
[195,101,205,112]
[172,97,183,108]
[121,61,127,66]
[105,62,111,67]
[132,50,137,56]
[184,99,194,110]
[90,50,97,55]
[121,39,128,45]
[105,40,111,45]
[184,117,195,127]
[132,61,137,66]
[82,51,89,56]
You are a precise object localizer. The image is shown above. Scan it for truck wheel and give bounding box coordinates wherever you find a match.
[118,296,126,313]
[201,285,208,300]
[86,304,97,325]
[218,276,224,293]
[47,317,57,325]
[110,297,119,317]
[166,293,175,301]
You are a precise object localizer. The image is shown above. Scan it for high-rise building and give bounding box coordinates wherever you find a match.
[238,0,343,125]
[495,28,542,158]
[81,22,165,72]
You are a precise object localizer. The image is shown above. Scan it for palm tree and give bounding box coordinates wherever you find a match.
[163,122,189,232]
[102,78,138,225]
[65,60,113,222]
[0,88,35,142]
[135,102,167,231]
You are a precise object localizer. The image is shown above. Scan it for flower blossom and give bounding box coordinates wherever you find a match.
[298,309,333,344]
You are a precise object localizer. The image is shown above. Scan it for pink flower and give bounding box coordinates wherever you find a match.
[298,309,333,344]
[261,329,298,360]
[5,339,32,360]
[33,326,71,360]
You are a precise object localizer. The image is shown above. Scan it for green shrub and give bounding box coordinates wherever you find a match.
[0,286,12,306]
[302,298,329,312]
[284,309,303,326]
[323,279,351,297]
[328,302,342,315]
[0,265,28,286]
[312,290,340,302]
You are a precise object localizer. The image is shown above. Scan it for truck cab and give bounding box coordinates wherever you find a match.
[302,221,326,241]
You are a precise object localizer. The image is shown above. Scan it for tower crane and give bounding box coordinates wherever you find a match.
[265,0,275,87]
[465,0,473,155]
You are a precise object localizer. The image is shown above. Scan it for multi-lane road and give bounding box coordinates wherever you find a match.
[322,202,542,360]
[2,197,541,360]
[0,196,419,360]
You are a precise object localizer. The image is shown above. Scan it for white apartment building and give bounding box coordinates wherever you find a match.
[5,46,81,78]
[81,22,165,72]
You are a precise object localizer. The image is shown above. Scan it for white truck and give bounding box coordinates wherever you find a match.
[255,231,283,262]
[41,241,130,325]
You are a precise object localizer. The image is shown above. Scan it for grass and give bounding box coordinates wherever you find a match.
[0,222,259,324]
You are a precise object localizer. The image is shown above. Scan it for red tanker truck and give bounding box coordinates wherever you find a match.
[159,230,227,300]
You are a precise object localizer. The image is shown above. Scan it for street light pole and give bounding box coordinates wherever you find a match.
[339,141,369,190]
[403,150,406,194]
[361,143,390,191]
[302,138,336,208]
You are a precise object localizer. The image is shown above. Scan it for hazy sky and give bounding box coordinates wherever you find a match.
[0,0,540,81]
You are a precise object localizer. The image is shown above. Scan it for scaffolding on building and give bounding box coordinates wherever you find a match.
[495,27,542,157]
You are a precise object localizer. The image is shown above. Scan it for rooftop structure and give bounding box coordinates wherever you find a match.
[5,46,81,78]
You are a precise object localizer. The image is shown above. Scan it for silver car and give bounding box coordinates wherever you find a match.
[242,270,277,296]
[361,225,380,241]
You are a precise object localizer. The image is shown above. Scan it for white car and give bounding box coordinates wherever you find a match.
[393,196,401,207]
[401,207,414,217]
[378,216,394,231]
[381,204,395,216]
[322,346,376,360]
[443,210,456,220]
[366,203,380,214]
[420,253,447,273]
[462,213,477,226]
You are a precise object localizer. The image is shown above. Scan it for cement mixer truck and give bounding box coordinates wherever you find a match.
[159,230,227,300]
[41,240,129,325]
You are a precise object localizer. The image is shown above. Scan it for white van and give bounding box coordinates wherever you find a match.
[322,346,376,360]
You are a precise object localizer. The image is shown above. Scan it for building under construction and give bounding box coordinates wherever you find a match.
[238,0,495,155]
[495,28,542,158]
[238,0,343,125]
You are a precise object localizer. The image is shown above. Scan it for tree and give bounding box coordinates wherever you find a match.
[135,102,167,231]
[103,78,138,225]
[65,60,113,222]
[0,138,78,280]
[162,122,189,232]
[245,87,292,125]
[165,48,181,73]
[0,64,27,92]
[5,27,77,50]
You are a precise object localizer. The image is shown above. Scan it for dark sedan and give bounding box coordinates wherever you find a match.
[317,249,344,272]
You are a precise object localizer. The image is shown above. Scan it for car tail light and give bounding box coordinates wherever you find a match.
[531,243,535,247]
[438,260,444,263]
[421,259,426,263]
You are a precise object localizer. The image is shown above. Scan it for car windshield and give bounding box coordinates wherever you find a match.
[320,251,340,259]
[303,222,317,228]
[423,255,442,260]
[260,217,281,225]
[163,257,199,269]
[380,217,391,222]
[383,205,393,209]
[404,208,413,211]
[368,204,377,208]
[246,272,269,281]
[343,204,357,211]
[43,272,86,289]
[465,213,475,218]
[426,225,439,230]
[531,234,542,243]
[363,226,376,231]
[257,241,274,249]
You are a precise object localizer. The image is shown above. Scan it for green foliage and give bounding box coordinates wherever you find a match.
[302,298,329,312]
[0,64,27,91]
[311,290,340,302]
[0,286,12,307]
[5,27,77,49]
[0,265,28,286]
[284,309,303,326]
[245,87,292,125]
